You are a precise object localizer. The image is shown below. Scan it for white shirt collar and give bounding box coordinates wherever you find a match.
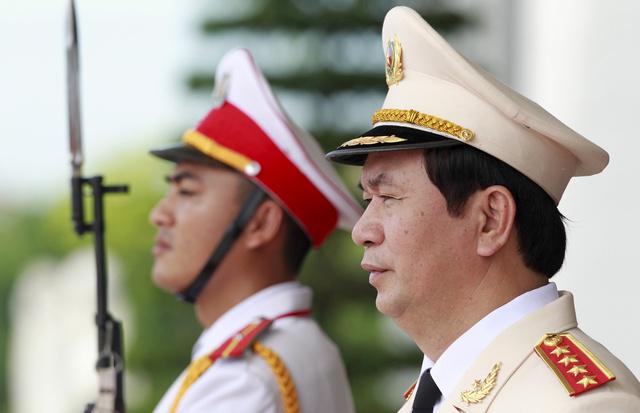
[421,282,558,402]
[191,281,312,360]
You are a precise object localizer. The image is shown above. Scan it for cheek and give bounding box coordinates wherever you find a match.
[174,202,228,259]
[384,208,431,255]
[384,203,462,274]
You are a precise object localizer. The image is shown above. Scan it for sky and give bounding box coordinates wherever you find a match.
[0,0,198,206]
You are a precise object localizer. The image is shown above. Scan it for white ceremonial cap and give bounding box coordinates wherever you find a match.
[152,49,362,245]
[327,6,609,203]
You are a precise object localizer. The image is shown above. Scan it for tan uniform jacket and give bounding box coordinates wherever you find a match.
[398,292,640,413]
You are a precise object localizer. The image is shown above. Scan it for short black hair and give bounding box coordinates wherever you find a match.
[236,178,311,275]
[423,146,566,278]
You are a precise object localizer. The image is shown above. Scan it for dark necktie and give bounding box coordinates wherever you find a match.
[412,369,441,413]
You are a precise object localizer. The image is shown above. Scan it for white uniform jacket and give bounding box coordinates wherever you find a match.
[154,281,355,413]
[398,291,640,413]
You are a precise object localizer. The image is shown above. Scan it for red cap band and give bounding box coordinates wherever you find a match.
[193,102,338,246]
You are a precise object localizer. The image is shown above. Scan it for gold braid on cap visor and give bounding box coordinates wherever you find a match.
[372,109,475,142]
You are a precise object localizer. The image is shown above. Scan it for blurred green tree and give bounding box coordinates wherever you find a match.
[183,1,472,412]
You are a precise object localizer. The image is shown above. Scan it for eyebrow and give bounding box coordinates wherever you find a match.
[358,172,392,191]
[165,171,200,184]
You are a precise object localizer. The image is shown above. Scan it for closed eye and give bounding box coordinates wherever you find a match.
[381,193,400,200]
[178,188,196,196]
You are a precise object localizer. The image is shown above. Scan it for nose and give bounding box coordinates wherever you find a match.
[351,205,383,247]
[149,195,174,228]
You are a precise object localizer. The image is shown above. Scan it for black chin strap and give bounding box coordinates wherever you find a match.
[177,187,266,303]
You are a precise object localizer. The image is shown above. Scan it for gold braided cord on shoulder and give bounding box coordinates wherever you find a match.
[252,341,300,413]
[169,355,214,413]
[372,108,475,142]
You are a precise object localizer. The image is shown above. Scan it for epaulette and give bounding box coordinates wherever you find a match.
[169,313,309,413]
[535,332,615,396]
[211,317,301,413]
[210,318,273,361]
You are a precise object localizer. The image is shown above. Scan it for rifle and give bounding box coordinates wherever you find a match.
[66,1,128,411]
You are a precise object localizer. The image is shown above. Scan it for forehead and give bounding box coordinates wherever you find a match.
[172,160,232,175]
[171,161,243,188]
[360,150,426,187]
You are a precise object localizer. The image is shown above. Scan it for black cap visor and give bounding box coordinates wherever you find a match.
[150,144,229,169]
[326,125,463,165]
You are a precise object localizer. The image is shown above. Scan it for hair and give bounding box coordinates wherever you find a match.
[423,146,566,278]
[236,178,311,275]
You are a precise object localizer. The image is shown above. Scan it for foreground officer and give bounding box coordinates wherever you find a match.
[149,48,360,413]
[328,6,640,413]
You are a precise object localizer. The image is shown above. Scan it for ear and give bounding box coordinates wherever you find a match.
[474,186,516,257]
[243,199,285,249]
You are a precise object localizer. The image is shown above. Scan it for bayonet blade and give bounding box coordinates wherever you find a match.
[67,0,83,177]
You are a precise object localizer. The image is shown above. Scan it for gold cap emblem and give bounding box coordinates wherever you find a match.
[385,35,403,86]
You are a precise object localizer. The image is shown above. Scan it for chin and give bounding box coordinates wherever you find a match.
[375,293,405,318]
[152,268,186,294]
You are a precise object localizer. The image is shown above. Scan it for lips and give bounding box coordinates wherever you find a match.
[361,261,390,285]
[361,262,388,273]
[152,236,171,256]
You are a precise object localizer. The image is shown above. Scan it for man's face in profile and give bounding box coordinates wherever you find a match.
[149,161,245,293]
[353,149,476,323]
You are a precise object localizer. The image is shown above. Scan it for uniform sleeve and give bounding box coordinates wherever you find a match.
[174,358,282,413]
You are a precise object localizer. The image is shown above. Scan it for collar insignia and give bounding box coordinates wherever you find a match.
[460,362,501,405]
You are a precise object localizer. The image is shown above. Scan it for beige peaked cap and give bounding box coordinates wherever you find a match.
[328,6,609,203]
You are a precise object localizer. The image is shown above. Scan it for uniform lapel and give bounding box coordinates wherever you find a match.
[436,292,578,413]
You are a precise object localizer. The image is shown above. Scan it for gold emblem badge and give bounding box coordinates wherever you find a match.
[460,362,501,405]
[339,135,407,148]
[385,35,403,86]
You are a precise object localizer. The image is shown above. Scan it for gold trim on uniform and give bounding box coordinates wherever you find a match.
[535,332,616,396]
[253,341,300,413]
[338,135,407,148]
[534,344,576,394]
[460,362,501,405]
[372,109,475,142]
[169,356,214,413]
[570,335,615,380]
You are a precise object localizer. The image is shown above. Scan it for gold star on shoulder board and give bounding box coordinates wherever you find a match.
[567,365,589,377]
[550,345,570,357]
[558,355,579,366]
[577,375,598,388]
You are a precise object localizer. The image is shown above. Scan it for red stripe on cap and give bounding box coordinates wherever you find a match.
[195,102,338,246]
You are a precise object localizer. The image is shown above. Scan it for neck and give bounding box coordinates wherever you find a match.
[399,252,548,361]
[193,249,294,327]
